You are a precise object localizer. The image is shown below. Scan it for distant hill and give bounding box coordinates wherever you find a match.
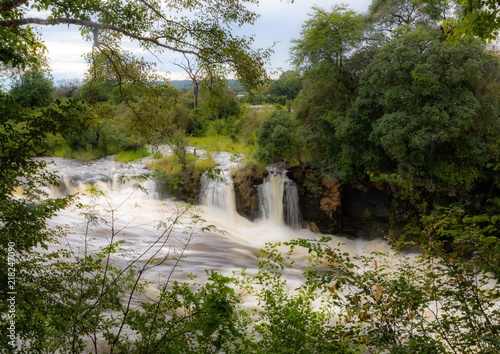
[168,80,192,92]
[169,79,246,94]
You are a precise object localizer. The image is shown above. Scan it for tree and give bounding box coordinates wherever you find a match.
[124,84,189,147]
[0,92,85,350]
[289,4,369,176]
[338,26,500,195]
[455,0,500,40]
[0,0,269,88]
[9,71,54,108]
[367,0,450,33]
[290,4,367,72]
[55,78,82,99]
[198,76,241,122]
[266,70,303,110]
[422,0,500,40]
[173,54,205,109]
[256,110,302,165]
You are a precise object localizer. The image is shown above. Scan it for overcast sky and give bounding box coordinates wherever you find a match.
[40,0,372,83]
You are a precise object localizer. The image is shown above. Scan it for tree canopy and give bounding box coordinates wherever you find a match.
[0,0,270,88]
[343,26,500,194]
[284,2,500,202]
[367,0,449,33]
[291,4,367,72]
[422,0,500,40]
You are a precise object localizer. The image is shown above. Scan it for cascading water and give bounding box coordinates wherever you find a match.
[39,156,158,199]
[196,153,303,229]
[199,171,238,219]
[284,179,302,228]
[33,152,394,301]
[198,151,248,223]
[257,169,302,228]
[21,152,397,351]
[258,172,285,224]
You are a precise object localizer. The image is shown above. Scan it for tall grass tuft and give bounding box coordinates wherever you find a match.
[114,146,150,162]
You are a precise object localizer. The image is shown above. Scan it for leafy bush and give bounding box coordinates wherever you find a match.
[245,204,500,354]
[256,110,303,165]
[9,71,54,108]
[150,151,215,202]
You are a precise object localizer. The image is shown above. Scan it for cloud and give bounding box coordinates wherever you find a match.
[40,26,92,81]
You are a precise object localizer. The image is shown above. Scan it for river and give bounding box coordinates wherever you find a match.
[40,152,392,302]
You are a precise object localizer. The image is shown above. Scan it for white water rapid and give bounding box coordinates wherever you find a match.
[38,153,392,300]
[199,152,241,222]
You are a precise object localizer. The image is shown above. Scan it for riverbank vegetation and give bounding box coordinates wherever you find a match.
[1,0,499,352]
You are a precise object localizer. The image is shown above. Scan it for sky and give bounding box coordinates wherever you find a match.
[40,0,372,83]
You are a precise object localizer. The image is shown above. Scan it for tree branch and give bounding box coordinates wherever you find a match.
[0,17,202,57]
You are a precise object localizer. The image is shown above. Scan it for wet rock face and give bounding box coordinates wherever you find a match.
[342,187,391,219]
[287,167,393,239]
[340,186,392,240]
[287,167,342,234]
[231,165,267,221]
[233,186,260,220]
[319,177,341,218]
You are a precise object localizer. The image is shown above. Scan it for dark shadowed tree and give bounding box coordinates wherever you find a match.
[56,79,82,99]
[9,71,54,108]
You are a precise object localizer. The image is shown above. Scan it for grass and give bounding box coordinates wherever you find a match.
[114,146,150,162]
[148,154,183,174]
[46,133,150,162]
[148,153,217,174]
[194,154,217,172]
[188,136,256,156]
[51,146,149,162]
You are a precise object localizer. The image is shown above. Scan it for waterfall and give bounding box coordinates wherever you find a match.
[284,179,302,229]
[57,173,113,196]
[198,151,246,221]
[34,153,395,348]
[257,170,302,228]
[35,157,158,199]
[258,173,285,224]
[199,171,239,220]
